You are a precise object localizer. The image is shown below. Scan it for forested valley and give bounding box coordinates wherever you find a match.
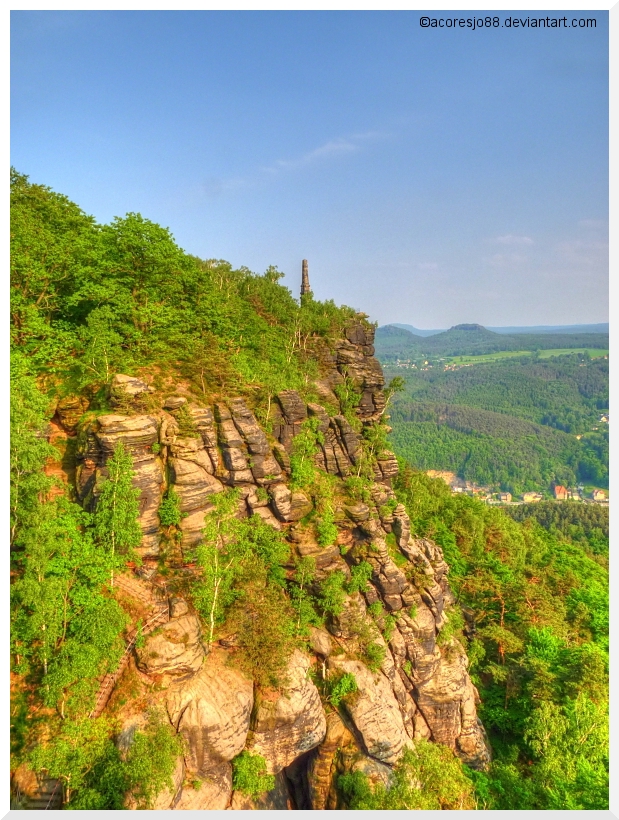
[10,170,608,810]
[383,356,609,494]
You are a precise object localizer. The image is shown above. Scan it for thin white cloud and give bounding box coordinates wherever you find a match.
[260,130,390,174]
[494,234,534,246]
[201,130,390,198]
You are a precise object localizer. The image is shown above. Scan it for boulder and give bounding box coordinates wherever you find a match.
[229,398,270,455]
[173,762,232,809]
[167,662,254,770]
[326,658,412,764]
[135,614,205,677]
[109,374,153,408]
[414,645,491,769]
[169,457,223,513]
[95,414,159,454]
[248,650,327,773]
[308,626,332,657]
[252,505,282,530]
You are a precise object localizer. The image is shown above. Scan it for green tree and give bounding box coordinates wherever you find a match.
[93,440,142,587]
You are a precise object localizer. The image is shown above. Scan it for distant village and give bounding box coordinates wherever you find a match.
[425,470,608,506]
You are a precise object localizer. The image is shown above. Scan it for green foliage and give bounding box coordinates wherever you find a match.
[289,416,322,489]
[29,712,181,809]
[288,557,320,637]
[10,353,56,547]
[316,570,347,617]
[363,641,386,672]
[158,488,182,528]
[316,506,338,547]
[506,500,608,558]
[231,751,275,798]
[367,601,383,620]
[192,490,255,646]
[11,495,127,720]
[385,354,608,492]
[382,614,397,642]
[93,440,142,580]
[325,671,358,708]
[11,170,359,405]
[191,489,294,682]
[232,581,297,688]
[338,741,477,809]
[376,323,608,359]
[334,374,362,428]
[344,475,372,503]
[436,607,465,646]
[393,465,608,809]
[175,403,198,437]
[346,561,373,594]
[122,711,183,809]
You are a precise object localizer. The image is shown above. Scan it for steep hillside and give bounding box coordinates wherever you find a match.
[10,171,608,811]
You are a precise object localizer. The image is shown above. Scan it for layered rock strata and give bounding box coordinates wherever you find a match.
[65,320,490,809]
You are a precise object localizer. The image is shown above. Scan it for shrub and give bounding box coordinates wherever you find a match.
[231,751,275,798]
[364,641,386,672]
[175,404,198,437]
[346,561,373,594]
[316,571,347,617]
[383,614,397,643]
[326,671,358,708]
[123,711,183,809]
[338,741,477,809]
[158,488,182,528]
[367,601,383,620]
[316,507,338,547]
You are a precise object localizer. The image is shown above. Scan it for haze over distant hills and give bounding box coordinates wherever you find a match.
[376,323,609,359]
[390,322,609,337]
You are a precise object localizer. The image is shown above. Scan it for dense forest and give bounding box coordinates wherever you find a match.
[383,357,609,493]
[10,170,608,810]
[390,468,608,810]
[376,323,609,360]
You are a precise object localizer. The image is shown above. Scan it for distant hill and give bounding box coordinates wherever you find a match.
[388,322,608,336]
[390,323,443,337]
[375,323,609,359]
[488,322,609,335]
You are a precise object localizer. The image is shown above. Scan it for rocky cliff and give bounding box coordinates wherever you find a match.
[54,319,490,809]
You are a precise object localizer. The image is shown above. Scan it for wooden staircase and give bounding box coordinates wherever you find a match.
[23,571,170,808]
[15,776,63,811]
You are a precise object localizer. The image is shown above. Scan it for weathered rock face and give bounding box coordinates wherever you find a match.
[414,646,491,769]
[173,762,232,810]
[167,662,254,771]
[62,320,491,811]
[248,650,327,773]
[229,771,292,810]
[75,413,163,556]
[327,658,412,765]
[135,613,205,677]
[306,711,355,810]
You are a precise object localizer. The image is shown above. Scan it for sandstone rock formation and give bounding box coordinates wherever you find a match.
[61,319,491,810]
[135,613,205,677]
[248,650,327,773]
[166,662,254,772]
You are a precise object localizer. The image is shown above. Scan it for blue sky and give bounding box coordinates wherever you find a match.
[11,11,608,328]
